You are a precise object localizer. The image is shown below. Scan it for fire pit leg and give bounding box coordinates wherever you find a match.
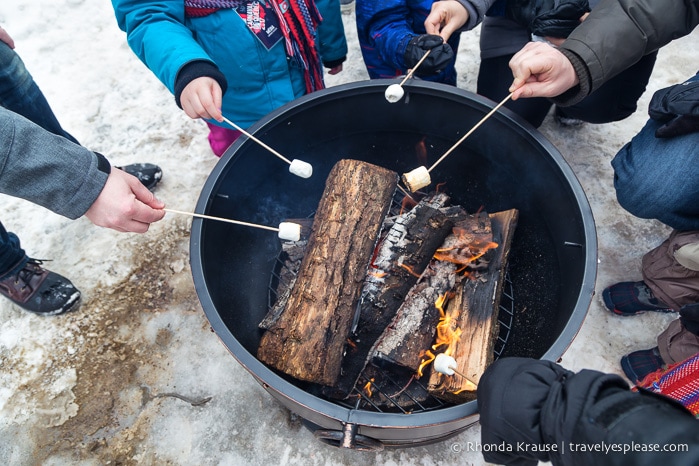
[313,423,384,451]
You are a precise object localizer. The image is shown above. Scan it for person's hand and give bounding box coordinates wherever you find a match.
[424,1,469,42]
[508,41,578,99]
[404,34,454,76]
[0,26,15,49]
[85,168,165,233]
[180,76,223,122]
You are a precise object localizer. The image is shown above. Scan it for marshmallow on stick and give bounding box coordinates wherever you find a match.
[277,222,301,241]
[433,353,478,389]
[384,49,432,104]
[402,93,515,192]
[221,116,312,179]
[289,159,313,178]
[401,165,431,192]
[163,209,301,242]
[384,84,405,103]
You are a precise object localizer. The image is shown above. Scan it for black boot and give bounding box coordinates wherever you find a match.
[116,163,163,190]
[0,259,81,316]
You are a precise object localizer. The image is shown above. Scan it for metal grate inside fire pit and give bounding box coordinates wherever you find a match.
[265,192,515,415]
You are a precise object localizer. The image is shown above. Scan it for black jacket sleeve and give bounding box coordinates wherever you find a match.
[478,357,699,466]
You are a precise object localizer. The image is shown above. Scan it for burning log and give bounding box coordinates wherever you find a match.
[426,208,519,403]
[372,210,495,372]
[372,260,458,371]
[327,193,456,398]
[257,159,398,386]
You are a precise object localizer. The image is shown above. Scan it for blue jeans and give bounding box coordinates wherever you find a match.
[0,42,79,276]
[0,223,26,280]
[0,42,78,143]
[612,77,699,230]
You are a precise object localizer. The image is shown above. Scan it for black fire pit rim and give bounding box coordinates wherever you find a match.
[189,79,598,429]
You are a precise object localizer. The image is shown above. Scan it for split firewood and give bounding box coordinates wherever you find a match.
[257,159,398,386]
[326,193,457,398]
[371,210,495,373]
[427,208,518,403]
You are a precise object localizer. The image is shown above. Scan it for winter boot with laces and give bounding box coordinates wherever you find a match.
[0,259,81,316]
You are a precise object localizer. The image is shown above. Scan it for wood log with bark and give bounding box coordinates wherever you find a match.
[257,159,398,386]
[427,209,519,403]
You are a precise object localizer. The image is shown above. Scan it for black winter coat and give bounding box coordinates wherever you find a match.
[477,358,699,466]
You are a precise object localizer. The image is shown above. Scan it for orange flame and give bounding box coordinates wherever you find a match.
[417,349,435,378]
[368,270,388,279]
[416,293,462,378]
[363,378,375,398]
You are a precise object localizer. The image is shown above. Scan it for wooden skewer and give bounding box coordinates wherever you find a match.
[221,116,292,165]
[164,208,280,233]
[398,49,432,87]
[427,92,514,173]
[448,365,479,387]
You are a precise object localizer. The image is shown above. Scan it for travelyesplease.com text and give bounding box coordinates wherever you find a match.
[451,441,689,455]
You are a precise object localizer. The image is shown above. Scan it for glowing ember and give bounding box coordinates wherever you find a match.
[398,262,422,278]
[434,233,499,266]
[368,270,388,279]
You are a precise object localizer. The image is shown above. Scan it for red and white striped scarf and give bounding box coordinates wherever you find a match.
[184,0,324,93]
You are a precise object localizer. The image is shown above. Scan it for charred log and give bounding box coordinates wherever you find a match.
[326,193,456,398]
[372,260,459,371]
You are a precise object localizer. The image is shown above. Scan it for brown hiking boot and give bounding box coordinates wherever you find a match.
[0,259,81,316]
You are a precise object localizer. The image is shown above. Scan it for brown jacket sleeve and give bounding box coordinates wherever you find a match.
[553,0,699,106]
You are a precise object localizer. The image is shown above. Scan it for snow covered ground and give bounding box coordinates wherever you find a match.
[0,1,697,464]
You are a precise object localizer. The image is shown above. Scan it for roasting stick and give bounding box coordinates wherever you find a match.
[385,49,432,103]
[401,92,515,192]
[433,353,479,387]
[220,116,313,178]
[163,208,301,241]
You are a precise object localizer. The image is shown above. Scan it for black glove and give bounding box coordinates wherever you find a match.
[506,0,590,38]
[403,34,454,77]
[648,75,699,138]
[680,302,699,336]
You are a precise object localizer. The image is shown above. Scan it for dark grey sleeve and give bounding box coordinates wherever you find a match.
[455,0,500,31]
[0,107,109,219]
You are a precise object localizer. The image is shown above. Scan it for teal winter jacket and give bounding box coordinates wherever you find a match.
[111,0,348,129]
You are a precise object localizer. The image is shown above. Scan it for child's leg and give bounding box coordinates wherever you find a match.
[206,122,241,157]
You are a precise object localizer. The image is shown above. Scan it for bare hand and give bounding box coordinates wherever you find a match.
[85,168,165,233]
[424,0,469,42]
[0,26,15,49]
[180,77,223,122]
[508,41,579,100]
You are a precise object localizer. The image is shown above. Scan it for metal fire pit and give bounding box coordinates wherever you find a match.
[189,80,597,449]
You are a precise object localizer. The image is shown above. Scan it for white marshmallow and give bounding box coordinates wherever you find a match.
[384,84,405,103]
[289,159,313,178]
[278,222,301,242]
[433,353,457,376]
[401,165,431,192]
